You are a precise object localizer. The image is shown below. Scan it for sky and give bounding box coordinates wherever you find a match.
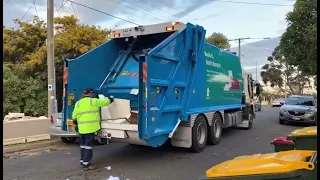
[3,0,295,80]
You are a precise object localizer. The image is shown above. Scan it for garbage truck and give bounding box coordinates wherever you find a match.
[61,22,261,152]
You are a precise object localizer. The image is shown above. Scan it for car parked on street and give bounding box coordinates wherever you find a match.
[272,98,284,107]
[279,95,317,126]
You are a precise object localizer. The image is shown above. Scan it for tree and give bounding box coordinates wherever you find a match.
[3,16,111,116]
[3,63,47,117]
[205,32,230,51]
[260,46,311,95]
[279,0,317,76]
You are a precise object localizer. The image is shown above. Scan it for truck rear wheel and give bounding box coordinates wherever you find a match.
[191,115,208,153]
[207,113,222,145]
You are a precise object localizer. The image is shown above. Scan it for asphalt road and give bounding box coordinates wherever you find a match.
[4,107,301,180]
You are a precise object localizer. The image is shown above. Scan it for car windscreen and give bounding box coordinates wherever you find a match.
[285,97,314,106]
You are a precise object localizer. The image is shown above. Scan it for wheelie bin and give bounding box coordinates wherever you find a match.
[199,150,317,180]
[287,126,317,151]
[271,137,294,152]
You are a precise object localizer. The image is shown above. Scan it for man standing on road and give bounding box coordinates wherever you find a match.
[72,88,114,170]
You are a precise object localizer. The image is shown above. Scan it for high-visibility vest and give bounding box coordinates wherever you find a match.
[72,97,110,134]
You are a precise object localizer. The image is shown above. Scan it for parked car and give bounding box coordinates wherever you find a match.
[272,98,284,107]
[49,112,108,145]
[279,95,317,126]
[254,100,261,111]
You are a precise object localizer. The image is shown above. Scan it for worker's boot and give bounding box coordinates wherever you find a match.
[83,164,97,171]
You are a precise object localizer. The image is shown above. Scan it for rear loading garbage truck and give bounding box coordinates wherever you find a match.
[61,22,261,152]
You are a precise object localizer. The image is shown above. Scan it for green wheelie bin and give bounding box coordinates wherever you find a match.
[199,150,317,180]
[287,126,317,151]
[271,137,295,152]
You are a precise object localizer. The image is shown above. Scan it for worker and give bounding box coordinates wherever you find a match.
[72,88,114,170]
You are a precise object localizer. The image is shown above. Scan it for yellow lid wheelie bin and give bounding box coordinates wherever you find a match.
[199,150,317,180]
[287,126,317,151]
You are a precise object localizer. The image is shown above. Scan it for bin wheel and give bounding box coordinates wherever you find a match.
[191,115,208,153]
[207,113,222,145]
[61,137,77,144]
[279,118,285,125]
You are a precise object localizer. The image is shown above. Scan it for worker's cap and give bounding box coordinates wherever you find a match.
[83,88,94,94]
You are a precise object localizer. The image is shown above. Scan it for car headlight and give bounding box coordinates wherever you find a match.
[280,109,287,113]
[306,110,315,114]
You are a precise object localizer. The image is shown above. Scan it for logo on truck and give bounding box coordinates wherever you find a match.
[224,70,240,91]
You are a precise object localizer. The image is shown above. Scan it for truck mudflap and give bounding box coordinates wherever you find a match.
[138,24,206,147]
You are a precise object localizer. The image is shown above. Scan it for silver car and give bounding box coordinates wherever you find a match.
[279,95,317,126]
[50,112,78,144]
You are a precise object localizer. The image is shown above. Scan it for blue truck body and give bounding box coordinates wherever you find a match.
[62,22,246,148]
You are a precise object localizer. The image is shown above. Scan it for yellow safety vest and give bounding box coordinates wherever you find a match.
[72,97,110,134]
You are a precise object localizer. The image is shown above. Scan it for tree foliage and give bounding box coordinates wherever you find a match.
[260,46,311,95]
[279,0,317,75]
[205,32,230,51]
[3,16,111,116]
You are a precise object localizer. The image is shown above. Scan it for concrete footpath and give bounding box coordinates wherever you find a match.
[3,139,62,154]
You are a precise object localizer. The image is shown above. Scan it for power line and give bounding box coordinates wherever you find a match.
[3,0,11,7]
[33,0,39,18]
[108,0,166,21]
[154,0,196,20]
[14,4,33,29]
[54,3,61,16]
[212,0,293,7]
[70,2,77,19]
[60,0,71,12]
[241,54,254,63]
[68,0,140,25]
[138,0,178,20]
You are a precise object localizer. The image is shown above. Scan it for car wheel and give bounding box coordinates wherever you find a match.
[207,113,222,145]
[61,137,77,144]
[279,118,285,125]
[191,115,208,153]
[94,139,108,145]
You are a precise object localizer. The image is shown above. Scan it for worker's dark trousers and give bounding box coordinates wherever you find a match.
[79,133,95,167]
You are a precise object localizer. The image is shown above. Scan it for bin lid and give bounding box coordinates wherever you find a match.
[290,126,317,137]
[206,150,315,178]
[272,137,294,145]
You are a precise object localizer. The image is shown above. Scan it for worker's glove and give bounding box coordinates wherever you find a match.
[73,119,78,125]
[109,96,114,103]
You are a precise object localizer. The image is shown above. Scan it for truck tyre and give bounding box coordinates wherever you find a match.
[61,137,77,144]
[191,115,208,153]
[207,113,222,145]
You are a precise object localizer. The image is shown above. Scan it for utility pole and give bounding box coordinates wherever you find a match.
[47,0,56,117]
[228,37,271,62]
[229,37,250,62]
[256,61,258,81]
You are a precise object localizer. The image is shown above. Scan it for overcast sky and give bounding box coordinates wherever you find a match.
[3,0,295,80]
[3,0,294,46]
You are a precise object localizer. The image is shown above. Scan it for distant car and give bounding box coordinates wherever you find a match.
[254,100,261,111]
[49,112,108,145]
[272,98,284,107]
[279,95,317,125]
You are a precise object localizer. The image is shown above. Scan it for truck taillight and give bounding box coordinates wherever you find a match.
[166,26,174,31]
[50,116,54,124]
[114,33,120,38]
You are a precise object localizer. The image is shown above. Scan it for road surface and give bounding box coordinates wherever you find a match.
[4,107,300,180]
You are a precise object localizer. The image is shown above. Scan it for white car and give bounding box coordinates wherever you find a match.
[272,98,284,107]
